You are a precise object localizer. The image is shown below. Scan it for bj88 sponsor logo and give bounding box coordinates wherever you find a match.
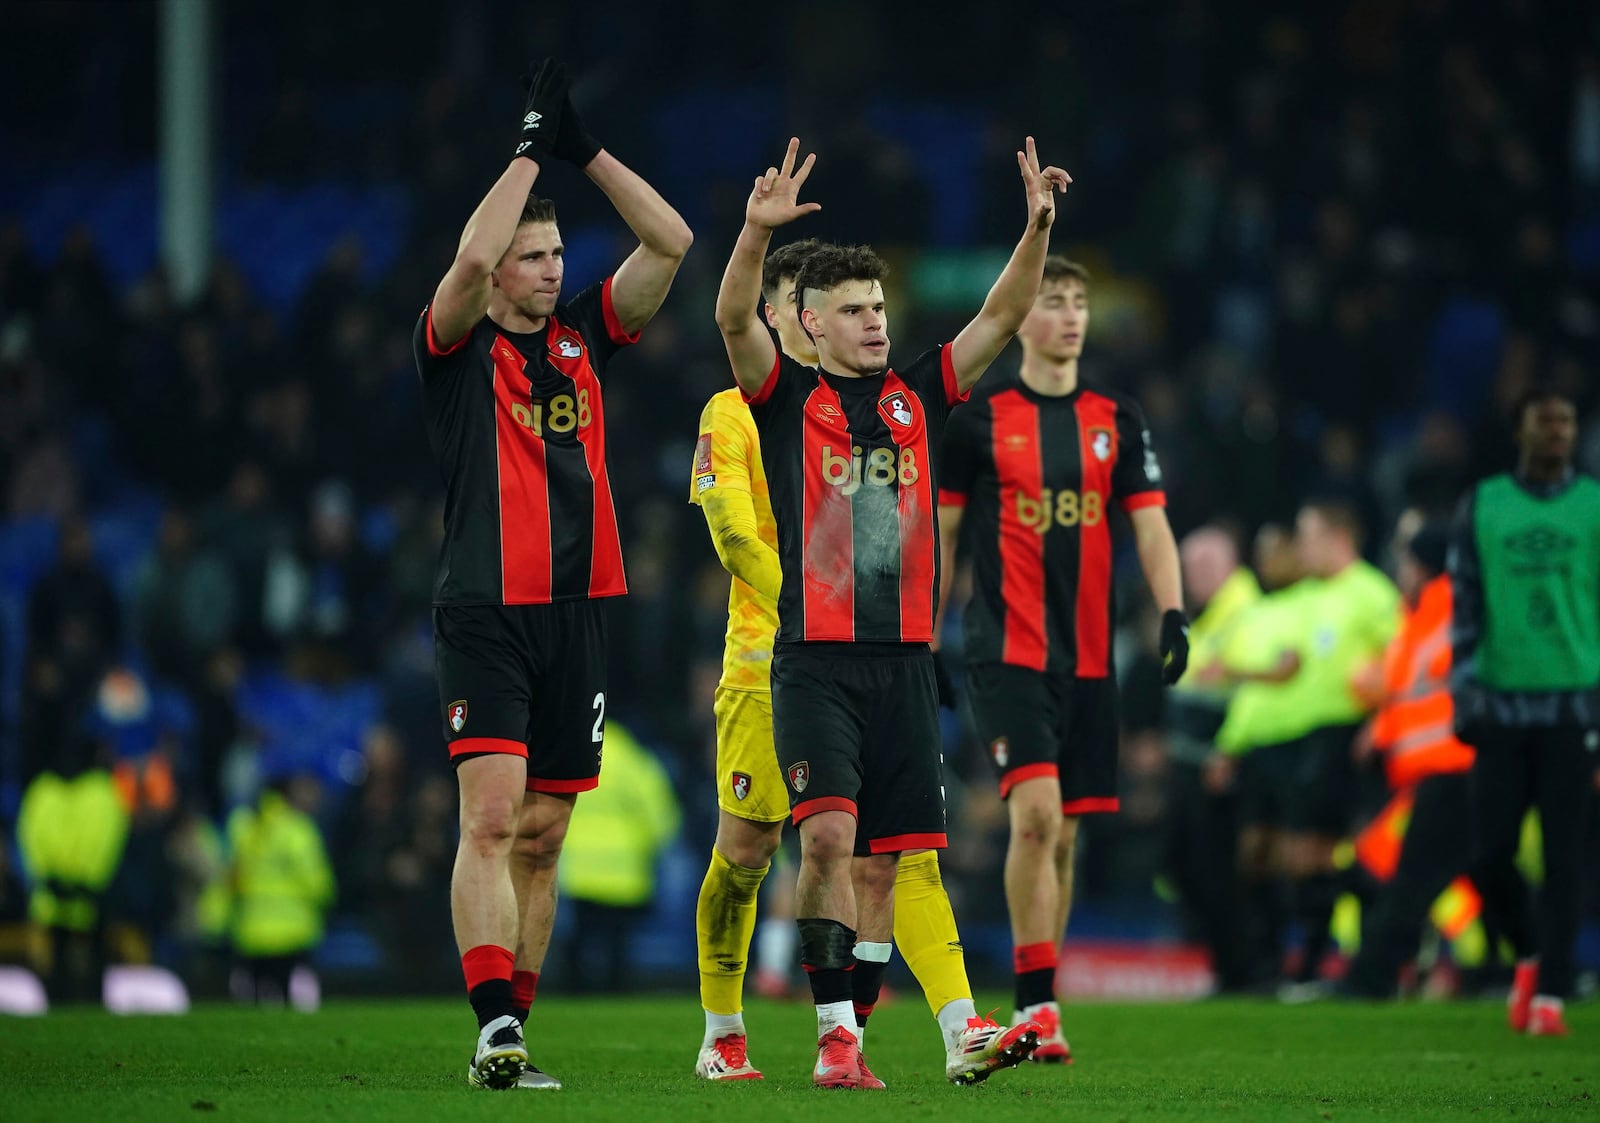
[1016,487,1104,533]
[820,443,921,496]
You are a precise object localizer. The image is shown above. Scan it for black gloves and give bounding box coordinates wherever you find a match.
[1160,609,1190,686]
[515,59,567,164]
[516,60,602,168]
[932,651,957,710]
[553,91,602,168]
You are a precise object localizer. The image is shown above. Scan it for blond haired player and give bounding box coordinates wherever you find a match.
[691,239,1021,1086]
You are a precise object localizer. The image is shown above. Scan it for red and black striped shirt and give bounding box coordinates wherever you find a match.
[940,382,1165,677]
[412,277,638,606]
[744,345,965,644]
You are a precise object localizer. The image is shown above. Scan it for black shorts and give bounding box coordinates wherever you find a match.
[1235,724,1364,834]
[967,664,1120,815]
[1285,722,1364,834]
[1235,741,1298,829]
[770,643,947,856]
[433,600,607,794]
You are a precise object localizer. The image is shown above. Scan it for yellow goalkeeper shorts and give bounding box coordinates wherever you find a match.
[713,686,788,823]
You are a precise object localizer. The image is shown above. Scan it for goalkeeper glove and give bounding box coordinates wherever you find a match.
[515,58,567,164]
[1160,609,1190,685]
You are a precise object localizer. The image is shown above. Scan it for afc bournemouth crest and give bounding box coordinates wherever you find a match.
[552,335,583,359]
[878,390,914,428]
[448,699,469,734]
[787,761,810,794]
[990,737,1009,769]
[730,772,752,802]
[1089,426,1114,462]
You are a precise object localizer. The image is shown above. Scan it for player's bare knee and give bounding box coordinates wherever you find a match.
[460,798,519,858]
[718,836,776,870]
[853,854,897,903]
[752,823,784,865]
[516,821,568,870]
[1010,798,1061,850]
[1054,816,1081,862]
[715,815,783,868]
[799,813,855,867]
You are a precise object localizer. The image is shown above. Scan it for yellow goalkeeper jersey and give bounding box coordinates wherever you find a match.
[690,389,781,693]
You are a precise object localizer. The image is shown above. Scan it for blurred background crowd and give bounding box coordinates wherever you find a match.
[0,0,1597,1002]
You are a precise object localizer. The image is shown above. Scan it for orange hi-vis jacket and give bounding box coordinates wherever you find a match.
[1370,574,1475,791]
[1353,574,1484,937]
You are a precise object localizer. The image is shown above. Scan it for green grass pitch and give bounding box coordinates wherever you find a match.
[2,995,1595,1121]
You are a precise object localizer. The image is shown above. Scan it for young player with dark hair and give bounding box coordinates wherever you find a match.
[713,136,1069,1088]
[412,59,691,1089]
[936,256,1189,1062]
[691,241,1029,1087]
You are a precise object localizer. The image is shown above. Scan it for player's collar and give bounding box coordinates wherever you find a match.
[817,364,887,391]
[1512,466,1576,499]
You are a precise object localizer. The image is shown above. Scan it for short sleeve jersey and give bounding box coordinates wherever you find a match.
[689,389,781,691]
[412,276,639,606]
[744,344,966,644]
[940,381,1166,677]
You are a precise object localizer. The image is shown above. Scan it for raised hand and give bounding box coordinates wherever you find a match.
[1016,136,1071,231]
[746,138,822,230]
[517,59,569,163]
[553,89,602,168]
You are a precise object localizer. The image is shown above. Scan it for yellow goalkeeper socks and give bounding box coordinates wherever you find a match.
[696,847,769,1016]
[893,849,972,1018]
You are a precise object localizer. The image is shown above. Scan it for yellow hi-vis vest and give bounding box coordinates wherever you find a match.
[558,724,681,908]
[16,769,130,931]
[227,792,335,957]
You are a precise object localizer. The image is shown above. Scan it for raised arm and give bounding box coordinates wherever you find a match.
[715,139,821,397]
[428,62,575,347]
[587,152,694,335]
[950,137,1072,393]
[520,71,692,337]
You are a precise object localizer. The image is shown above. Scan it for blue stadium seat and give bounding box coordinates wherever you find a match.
[1423,296,1505,420]
[235,671,381,791]
[88,499,164,604]
[313,916,385,973]
[866,100,987,246]
[9,163,410,319]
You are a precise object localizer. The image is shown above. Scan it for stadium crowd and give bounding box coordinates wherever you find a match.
[0,0,1597,1001]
